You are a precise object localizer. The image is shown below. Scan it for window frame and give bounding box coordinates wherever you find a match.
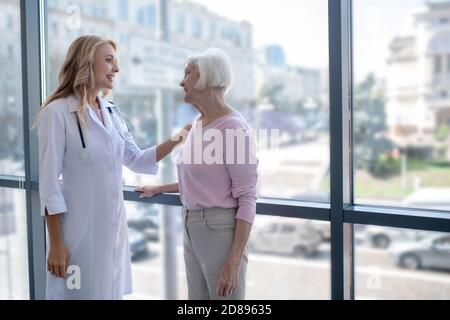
[10,0,450,300]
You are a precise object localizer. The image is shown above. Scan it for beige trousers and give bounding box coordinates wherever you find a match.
[182,207,248,300]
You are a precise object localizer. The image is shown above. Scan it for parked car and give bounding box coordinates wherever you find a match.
[310,220,330,242]
[389,233,450,271]
[365,226,429,249]
[250,218,322,256]
[365,188,450,249]
[127,206,159,242]
[128,227,149,260]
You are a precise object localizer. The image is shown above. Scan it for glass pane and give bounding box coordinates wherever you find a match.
[0,0,24,177]
[354,0,450,210]
[248,216,330,299]
[355,225,450,299]
[125,203,173,299]
[0,188,29,300]
[125,204,330,300]
[46,0,330,202]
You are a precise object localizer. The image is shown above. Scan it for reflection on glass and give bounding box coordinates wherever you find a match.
[355,224,450,299]
[46,0,330,202]
[0,189,29,300]
[0,0,24,177]
[354,0,450,210]
[124,205,330,300]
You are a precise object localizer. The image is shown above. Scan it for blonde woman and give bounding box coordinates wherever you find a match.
[38,35,189,299]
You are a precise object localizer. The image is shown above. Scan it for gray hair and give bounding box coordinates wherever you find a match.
[185,48,233,92]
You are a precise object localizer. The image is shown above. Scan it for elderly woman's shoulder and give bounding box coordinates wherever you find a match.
[220,111,251,130]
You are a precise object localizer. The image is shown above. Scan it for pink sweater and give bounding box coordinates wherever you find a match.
[176,111,258,224]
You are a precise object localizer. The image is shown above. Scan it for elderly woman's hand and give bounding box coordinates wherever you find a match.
[216,258,241,297]
[135,183,179,198]
[135,185,162,198]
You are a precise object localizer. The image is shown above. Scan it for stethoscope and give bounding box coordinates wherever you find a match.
[74,104,132,159]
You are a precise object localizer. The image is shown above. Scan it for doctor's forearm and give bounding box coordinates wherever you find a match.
[156,139,180,162]
[156,125,191,162]
[45,209,65,246]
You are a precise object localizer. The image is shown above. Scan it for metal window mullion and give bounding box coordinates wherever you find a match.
[21,0,46,300]
[345,206,450,233]
[342,0,354,300]
[0,177,25,190]
[329,0,353,300]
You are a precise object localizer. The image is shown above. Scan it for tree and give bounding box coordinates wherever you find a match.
[354,73,394,176]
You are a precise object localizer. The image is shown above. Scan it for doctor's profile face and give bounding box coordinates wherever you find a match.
[180,63,201,104]
[93,43,120,91]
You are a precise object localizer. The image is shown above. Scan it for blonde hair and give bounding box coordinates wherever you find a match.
[38,35,117,127]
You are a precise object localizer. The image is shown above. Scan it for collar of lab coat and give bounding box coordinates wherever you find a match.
[67,94,113,135]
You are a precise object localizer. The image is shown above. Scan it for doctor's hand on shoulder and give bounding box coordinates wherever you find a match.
[173,123,192,144]
[175,124,192,143]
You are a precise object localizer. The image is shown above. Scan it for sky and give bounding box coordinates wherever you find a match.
[191,0,427,82]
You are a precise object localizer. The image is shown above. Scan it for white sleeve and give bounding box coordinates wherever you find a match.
[38,107,67,216]
[123,125,159,175]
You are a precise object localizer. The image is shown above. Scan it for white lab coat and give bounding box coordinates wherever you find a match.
[38,94,158,300]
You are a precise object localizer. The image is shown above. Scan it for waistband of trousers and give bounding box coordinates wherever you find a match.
[182,207,237,218]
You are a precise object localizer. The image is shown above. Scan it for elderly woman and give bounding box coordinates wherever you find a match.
[136,48,258,300]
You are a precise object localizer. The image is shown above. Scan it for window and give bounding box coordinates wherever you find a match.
[147,5,157,29]
[118,0,128,21]
[355,225,450,300]
[124,205,330,299]
[447,54,450,73]
[23,0,450,301]
[7,45,13,59]
[0,0,24,177]
[137,9,146,25]
[7,15,13,30]
[248,216,330,299]
[192,18,202,38]
[46,0,330,204]
[0,189,29,299]
[176,13,185,33]
[125,202,166,299]
[353,0,450,210]
[434,55,443,75]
